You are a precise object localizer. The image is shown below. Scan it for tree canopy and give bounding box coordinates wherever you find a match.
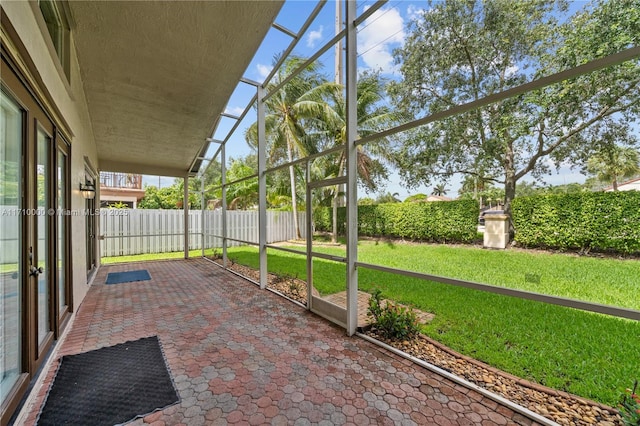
[388,0,640,215]
[138,181,201,209]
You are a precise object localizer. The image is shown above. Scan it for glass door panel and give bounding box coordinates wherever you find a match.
[36,128,50,348]
[0,90,23,405]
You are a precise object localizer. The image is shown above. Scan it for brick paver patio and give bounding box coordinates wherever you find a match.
[20,259,540,425]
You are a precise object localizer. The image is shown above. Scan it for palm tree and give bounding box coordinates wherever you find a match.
[432,184,448,196]
[320,72,401,242]
[246,56,339,238]
[225,157,258,210]
[587,146,640,191]
[375,192,401,204]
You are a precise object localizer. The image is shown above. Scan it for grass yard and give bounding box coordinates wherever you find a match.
[221,241,639,406]
[0,263,18,274]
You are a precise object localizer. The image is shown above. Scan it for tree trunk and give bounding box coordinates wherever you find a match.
[612,178,618,191]
[287,142,301,239]
[331,157,346,244]
[504,175,516,216]
[332,186,338,243]
[504,144,516,237]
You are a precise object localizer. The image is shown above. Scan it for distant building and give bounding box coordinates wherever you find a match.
[426,195,452,202]
[100,172,145,208]
[603,177,640,192]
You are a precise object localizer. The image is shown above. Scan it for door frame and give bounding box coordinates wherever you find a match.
[29,119,55,372]
[54,134,72,335]
[84,162,98,278]
[1,40,72,426]
[306,176,349,327]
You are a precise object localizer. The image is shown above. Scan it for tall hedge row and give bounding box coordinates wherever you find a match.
[512,191,640,254]
[314,199,479,243]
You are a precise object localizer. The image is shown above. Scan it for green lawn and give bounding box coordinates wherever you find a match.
[220,241,639,406]
[0,263,18,274]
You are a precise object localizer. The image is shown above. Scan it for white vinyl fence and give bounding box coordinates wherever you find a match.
[0,206,47,264]
[100,209,306,257]
[0,207,20,264]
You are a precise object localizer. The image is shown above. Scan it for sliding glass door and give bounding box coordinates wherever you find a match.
[1,55,71,422]
[0,88,23,411]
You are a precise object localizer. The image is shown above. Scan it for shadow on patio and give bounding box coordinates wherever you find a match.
[20,259,540,425]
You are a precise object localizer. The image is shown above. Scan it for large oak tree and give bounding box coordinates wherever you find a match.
[388,0,640,217]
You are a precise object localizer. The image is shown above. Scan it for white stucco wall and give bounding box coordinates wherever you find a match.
[604,180,640,191]
[2,1,99,310]
[616,180,640,191]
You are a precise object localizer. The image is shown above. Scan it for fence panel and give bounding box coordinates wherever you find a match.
[101,210,200,257]
[0,207,20,263]
[101,209,307,257]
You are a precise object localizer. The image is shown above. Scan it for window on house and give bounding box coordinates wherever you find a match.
[38,0,70,79]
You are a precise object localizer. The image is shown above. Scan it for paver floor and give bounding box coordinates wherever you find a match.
[21,259,539,425]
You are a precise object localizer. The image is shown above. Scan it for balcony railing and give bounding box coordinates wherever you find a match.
[100,172,142,189]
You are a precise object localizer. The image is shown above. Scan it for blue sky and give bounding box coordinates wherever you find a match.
[200,0,433,198]
[145,1,607,197]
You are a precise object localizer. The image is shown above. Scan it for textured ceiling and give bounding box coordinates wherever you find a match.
[69,1,283,176]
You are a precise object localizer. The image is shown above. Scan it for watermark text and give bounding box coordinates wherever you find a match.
[1,209,129,217]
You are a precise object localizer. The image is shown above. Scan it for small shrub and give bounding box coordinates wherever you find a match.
[367,288,419,341]
[368,288,384,322]
[619,380,640,426]
[287,275,301,296]
[288,281,299,295]
[273,272,293,284]
[272,273,302,297]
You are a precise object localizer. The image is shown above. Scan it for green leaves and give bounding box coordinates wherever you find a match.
[618,380,640,426]
[315,200,479,244]
[138,183,200,210]
[512,191,640,254]
[388,0,639,217]
[367,288,420,341]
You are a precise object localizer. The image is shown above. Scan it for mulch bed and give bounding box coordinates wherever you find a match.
[211,257,623,425]
[367,331,621,426]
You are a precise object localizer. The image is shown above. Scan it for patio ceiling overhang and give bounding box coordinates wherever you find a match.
[69,0,283,177]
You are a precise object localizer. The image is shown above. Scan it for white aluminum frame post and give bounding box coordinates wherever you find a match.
[345,0,358,336]
[184,176,189,259]
[258,85,268,289]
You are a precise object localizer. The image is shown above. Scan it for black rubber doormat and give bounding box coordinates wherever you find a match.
[37,336,179,425]
[105,269,151,285]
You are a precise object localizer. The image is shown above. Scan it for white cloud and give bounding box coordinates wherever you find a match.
[406,4,424,22]
[358,7,405,75]
[505,65,519,77]
[224,106,245,116]
[307,25,324,48]
[256,63,273,79]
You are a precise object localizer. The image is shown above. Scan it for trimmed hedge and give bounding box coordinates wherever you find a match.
[314,199,479,243]
[512,191,640,254]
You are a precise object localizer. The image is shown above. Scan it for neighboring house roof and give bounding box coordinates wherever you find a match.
[603,176,640,192]
[426,195,452,202]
